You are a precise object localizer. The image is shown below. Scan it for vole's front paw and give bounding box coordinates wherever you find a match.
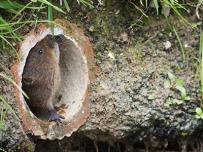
[49,111,65,124]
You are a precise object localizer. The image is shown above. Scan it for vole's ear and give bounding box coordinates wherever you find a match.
[55,35,64,44]
[46,34,55,48]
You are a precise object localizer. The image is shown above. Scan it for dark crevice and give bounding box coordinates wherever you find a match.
[34,132,203,152]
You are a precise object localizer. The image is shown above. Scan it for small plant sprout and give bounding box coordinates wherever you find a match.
[166,98,184,107]
[195,29,203,120]
[175,79,190,101]
[195,107,203,119]
[164,72,190,107]
[165,72,190,100]
[181,132,188,137]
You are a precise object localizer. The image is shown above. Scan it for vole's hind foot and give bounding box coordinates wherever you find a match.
[49,110,65,124]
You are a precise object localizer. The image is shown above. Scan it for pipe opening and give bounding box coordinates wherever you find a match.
[22,34,89,121]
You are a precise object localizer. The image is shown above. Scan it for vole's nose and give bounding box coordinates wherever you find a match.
[55,35,64,44]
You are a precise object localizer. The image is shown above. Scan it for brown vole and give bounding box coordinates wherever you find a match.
[22,34,64,123]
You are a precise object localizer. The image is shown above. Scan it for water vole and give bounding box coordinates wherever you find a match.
[22,34,64,123]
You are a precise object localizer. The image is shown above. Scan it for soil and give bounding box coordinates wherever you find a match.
[0,1,203,152]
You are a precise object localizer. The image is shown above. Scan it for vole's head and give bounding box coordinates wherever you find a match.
[31,34,59,61]
[23,35,60,83]
[27,34,60,66]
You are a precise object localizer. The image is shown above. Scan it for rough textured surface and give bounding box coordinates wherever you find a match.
[83,21,201,139]
[67,4,202,151]
[0,57,34,151]
[76,7,201,136]
[0,1,203,151]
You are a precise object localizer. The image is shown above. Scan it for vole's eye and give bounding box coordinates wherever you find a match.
[36,48,43,55]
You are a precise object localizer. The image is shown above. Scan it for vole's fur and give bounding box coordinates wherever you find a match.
[22,34,63,122]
